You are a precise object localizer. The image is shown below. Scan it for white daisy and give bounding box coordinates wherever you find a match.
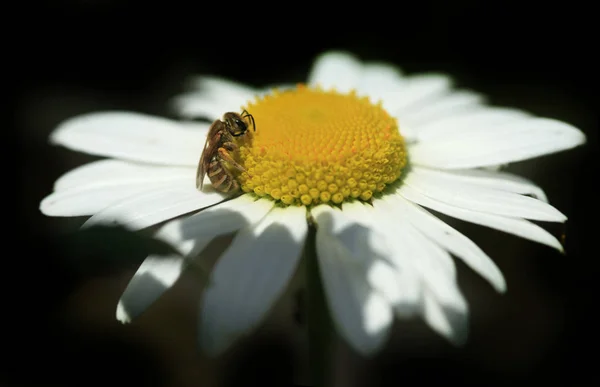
[40,51,586,356]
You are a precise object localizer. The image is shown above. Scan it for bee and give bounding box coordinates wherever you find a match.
[196,110,256,193]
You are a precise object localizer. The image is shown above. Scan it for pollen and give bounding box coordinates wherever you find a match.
[235,85,407,207]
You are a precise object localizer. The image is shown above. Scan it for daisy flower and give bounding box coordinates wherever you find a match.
[40,51,586,356]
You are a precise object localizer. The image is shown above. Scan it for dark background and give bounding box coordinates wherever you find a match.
[9,1,597,386]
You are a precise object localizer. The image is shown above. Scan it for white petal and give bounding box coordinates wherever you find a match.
[312,205,393,355]
[199,206,308,356]
[117,255,186,323]
[357,63,405,106]
[399,185,563,251]
[172,95,228,120]
[386,74,452,113]
[154,195,275,257]
[482,165,504,171]
[173,77,258,120]
[385,194,506,292]
[325,203,407,306]
[82,183,227,230]
[369,201,469,344]
[410,117,586,169]
[369,201,461,299]
[421,289,469,345]
[50,112,208,166]
[186,75,258,99]
[414,107,530,142]
[53,159,194,192]
[115,195,274,324]
[407,167,548,202]
[404,168,566,222]
[339,202,421,318]
[397,124,419,142]
[400,91,486,128]
[308,51,363,92]
[40,180,186,217]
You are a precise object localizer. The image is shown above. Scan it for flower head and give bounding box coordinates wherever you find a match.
[41,52,585,355]
[236,86,407,204]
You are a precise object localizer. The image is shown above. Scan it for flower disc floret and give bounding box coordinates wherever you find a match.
[237,85,407,206]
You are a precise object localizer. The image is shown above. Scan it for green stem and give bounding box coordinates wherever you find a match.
[305,225,334,387]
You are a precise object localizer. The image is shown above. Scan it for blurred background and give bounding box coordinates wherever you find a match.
[9,1,596,386]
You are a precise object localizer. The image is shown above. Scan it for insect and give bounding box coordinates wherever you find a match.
[196,110,256,193]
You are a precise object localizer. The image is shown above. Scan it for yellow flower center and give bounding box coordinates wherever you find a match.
[236,85,407,206]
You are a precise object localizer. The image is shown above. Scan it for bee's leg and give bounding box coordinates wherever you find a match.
[217,147,247,173]
[221,141,239,152]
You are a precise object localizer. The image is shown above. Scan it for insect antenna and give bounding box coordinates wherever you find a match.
[241,109,256,131]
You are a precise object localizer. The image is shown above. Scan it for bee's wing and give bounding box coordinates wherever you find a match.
[196,137,214,190]
[196,141,208,189]
[196,121,222,190]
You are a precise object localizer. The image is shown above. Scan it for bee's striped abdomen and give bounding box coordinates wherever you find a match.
[207,158,239,193]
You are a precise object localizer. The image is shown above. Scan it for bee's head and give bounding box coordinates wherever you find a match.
[224,112,249,137]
